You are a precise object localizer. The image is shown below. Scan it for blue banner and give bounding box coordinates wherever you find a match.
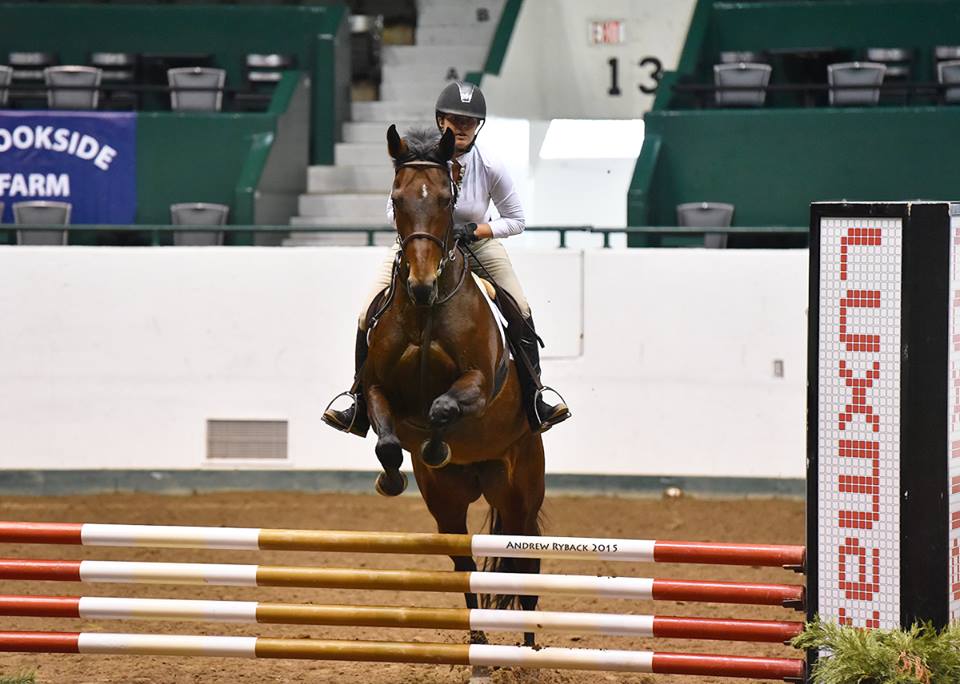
[0,111,137,224]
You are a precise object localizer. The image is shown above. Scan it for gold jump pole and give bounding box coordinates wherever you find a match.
[254,566,472,592]
[255,603,471,630]
[258,529,472,556]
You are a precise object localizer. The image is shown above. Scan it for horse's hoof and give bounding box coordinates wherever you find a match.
[469,666,493,683]
[375,470,407,497]
[419,439,451,468]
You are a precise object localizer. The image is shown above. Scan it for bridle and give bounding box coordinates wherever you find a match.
[393,158,467,307]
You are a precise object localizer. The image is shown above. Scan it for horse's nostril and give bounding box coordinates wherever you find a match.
[408,280,437,305]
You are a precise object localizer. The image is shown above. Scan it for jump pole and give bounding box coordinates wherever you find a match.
[0,558,805,608]
[0,594,803,643]
[0,631,805,680]
[0,521,805,569]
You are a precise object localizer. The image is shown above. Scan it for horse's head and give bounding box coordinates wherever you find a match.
[387,124,457,307]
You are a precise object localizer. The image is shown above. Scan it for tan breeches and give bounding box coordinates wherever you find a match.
[358,238,531,329]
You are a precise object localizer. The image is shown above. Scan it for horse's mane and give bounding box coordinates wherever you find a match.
[393,127,444,167]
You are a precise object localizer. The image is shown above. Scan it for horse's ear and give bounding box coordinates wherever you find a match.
[438,126,456,162]
[387,124,406,160]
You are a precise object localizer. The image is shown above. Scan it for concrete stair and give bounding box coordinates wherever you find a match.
[381,45,487,68]
[352,100,435,123]
[343,121,421,143]
[380,78,453,102]
[286,215,395,247]
[381,63,463,84]
[415,25,495,46]
[307,164,393,194]
[298,192,387,219]
[416,0,505,25]
[291,216,391,228]
[334,142,392,166]
[287,0,504,245]
[284,231,396,247]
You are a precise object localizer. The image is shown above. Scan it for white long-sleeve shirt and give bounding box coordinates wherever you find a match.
[386,143,526,239]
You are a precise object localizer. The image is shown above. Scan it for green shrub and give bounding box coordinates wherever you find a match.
[794,618,960,684]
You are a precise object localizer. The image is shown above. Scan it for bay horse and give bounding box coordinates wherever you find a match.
[362,124,545,648]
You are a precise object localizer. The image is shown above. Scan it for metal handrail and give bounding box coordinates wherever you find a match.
[2,224,807,248]
[590,225,807,248]
[673,81,953,93]
[671,80,956,107]
[5,83,262,95]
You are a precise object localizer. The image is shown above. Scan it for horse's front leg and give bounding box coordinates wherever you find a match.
[366,384,407,496]
[420,370,487,468]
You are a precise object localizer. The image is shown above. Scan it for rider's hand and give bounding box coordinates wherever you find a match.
[453,222,479,244]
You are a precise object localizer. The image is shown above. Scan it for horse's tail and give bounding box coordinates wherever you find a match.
[479,506,544,610]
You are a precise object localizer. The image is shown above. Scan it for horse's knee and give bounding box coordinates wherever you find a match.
[429,394,462,427]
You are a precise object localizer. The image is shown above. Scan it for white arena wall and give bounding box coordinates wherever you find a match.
[0,246,807,494]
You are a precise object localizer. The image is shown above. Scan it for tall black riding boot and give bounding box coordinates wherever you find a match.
[505,312,571,434]
[322,327,371,438]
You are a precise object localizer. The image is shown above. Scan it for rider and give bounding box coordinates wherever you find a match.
[323,81,571,437]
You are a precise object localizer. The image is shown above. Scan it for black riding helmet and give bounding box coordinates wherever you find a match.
[435,81,486,151]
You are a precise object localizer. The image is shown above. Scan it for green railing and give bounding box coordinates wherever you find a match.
[3,225,808,249]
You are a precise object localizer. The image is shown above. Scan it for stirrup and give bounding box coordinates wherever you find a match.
[534,386,571,434]
[322,390,361,433]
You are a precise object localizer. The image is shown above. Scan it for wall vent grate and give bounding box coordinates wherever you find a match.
[206,420,288,460]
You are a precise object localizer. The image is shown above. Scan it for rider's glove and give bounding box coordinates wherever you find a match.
[453,222,479,244]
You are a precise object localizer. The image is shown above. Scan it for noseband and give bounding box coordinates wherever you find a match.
[394,158,467,306]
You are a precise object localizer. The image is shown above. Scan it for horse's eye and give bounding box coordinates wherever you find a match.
[438,195,452,206]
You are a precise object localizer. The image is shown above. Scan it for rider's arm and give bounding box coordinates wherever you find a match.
[485,159,525,239]
[473,223,494,239]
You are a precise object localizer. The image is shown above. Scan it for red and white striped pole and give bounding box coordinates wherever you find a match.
[0,594,803,643]
[0,558,805,609]
[0,521,805,569]
[0,630,806,680]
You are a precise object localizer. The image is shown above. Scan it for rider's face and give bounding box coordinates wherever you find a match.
[440,114,479,152]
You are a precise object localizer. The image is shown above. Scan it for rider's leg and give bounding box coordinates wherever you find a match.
[321,326,371,436]
[322,244,398,437]
[466,239,571,433]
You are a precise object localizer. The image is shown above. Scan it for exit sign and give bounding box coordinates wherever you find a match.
[589,20,625,45]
